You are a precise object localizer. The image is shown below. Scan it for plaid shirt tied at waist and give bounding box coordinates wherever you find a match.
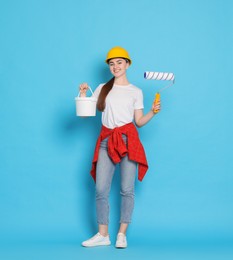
[90,122,148,182]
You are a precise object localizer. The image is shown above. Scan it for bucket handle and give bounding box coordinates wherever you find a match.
[78,86,95,97]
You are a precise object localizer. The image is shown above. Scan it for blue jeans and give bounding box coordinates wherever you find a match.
[96,135,137,225]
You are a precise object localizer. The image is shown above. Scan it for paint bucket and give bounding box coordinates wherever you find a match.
[75,87,97,116]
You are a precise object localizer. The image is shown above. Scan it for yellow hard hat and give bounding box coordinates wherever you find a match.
[105,46,132,65]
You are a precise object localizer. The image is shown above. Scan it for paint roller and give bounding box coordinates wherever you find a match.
[144,71,175,113]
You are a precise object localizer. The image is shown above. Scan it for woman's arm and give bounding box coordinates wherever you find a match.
[134,101,161,127]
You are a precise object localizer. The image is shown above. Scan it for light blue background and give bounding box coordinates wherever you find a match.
[1,0,233,259]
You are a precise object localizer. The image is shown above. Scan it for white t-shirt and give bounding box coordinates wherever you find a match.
[94,83,144,129]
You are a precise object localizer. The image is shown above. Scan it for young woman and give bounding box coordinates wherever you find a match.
[80,46,160,248]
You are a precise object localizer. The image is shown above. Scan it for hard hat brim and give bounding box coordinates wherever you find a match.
[105,57,132,65]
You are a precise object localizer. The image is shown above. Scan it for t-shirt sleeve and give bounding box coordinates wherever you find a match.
[93,84,104,99]
[134,89,144,109]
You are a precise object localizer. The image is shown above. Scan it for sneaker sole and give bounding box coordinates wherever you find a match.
[82,241,111,247]
[115,244,127,249]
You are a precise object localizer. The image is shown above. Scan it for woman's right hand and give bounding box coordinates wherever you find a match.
[79,83,89,97]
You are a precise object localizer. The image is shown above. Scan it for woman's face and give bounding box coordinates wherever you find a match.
[108,58,129,78]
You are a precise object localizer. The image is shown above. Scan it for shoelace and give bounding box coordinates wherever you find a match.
[117,234,126,242]
[90,233,101,240]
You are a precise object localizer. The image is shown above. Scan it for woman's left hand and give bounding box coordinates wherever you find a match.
[152,101,161,114]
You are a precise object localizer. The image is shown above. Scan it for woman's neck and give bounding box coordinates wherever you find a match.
[114,75,129,86]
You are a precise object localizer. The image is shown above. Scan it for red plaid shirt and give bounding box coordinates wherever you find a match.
[90,122,148,182]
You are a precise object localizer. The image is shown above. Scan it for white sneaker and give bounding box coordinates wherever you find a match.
[115,233,127,248]
[82,232,111,247]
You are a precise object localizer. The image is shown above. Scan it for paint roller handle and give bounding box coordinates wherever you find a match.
[79,82,90,97]
[152,92,161,114]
